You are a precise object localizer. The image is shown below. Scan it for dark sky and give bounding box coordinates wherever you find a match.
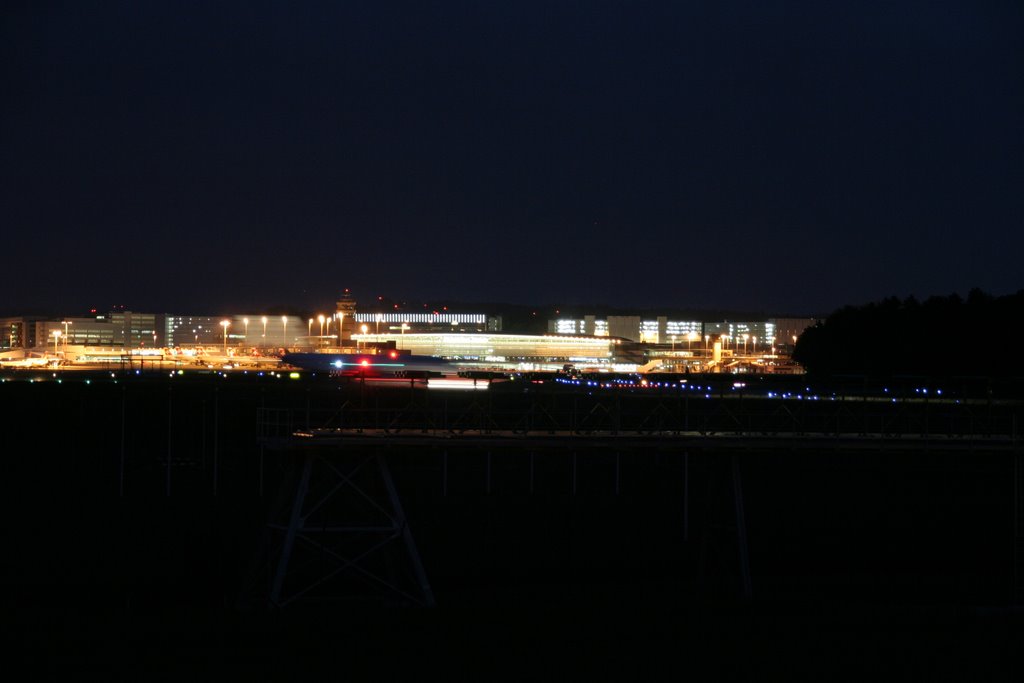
[3,1,1021,316]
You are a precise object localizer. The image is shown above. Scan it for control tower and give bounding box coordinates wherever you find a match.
[335,289,357,345]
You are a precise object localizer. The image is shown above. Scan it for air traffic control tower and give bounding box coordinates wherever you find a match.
[335,289,357,345]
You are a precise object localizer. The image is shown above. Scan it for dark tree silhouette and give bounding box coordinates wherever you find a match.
[793,289,1024,377]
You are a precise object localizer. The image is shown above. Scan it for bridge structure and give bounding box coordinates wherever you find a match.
[244,383,1022,609]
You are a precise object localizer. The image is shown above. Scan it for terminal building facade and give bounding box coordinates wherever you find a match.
[355,332,627,371]
[353,312,501,335]
[549,315,814,349]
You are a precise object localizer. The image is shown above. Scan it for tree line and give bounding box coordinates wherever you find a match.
[793,289,1024,377]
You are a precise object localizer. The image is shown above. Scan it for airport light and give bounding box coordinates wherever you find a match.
[318,314,325,340]
[220,320,230,354]
[53,329,61,355]
[752,335,757,354]
[308,318,314,339]
[325,316,332,345]
[243,318,249,343]
[336,311,344,345]
[670,335,676,352]
[61,320,71,349]
[376,313,382,335]
[261,316,268,343]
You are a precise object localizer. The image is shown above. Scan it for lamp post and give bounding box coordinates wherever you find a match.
[376,313,382,335]
[401,322,409,347]
[53,329,61,355]
[243,318,249,345]
[220,320,230,354]
[670,335,676,353]
[318,314,325,342]
[752,335,757,355]
[261,316,268,345]
[281,316,288,348]
[360,324,368,350]
[325,316,332,346]
[308,318,314,339]
[61,320,71,350]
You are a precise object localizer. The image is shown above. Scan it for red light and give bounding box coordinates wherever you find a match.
[360,359,369,366]
[389,351,398,358]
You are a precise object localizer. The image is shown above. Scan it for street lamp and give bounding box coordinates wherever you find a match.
[61,320,71,350]
[243,318,249,344]
[376,313,382,335]
[752,335,757,354]
[400,322,409,348]
[220,320,230,354]
[308,318,314,339]
[670,335,676,353]
[261,316,268,344]
[360,324,368,349]
[325,316,332,345]
[52,329,61,355]
[318,314,325,341]
[336,311,344,346]
[281,316,289,347]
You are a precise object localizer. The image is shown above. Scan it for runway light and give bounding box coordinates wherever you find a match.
[289,372,300,379]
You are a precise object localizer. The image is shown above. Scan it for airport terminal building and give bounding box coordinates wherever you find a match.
[354,332,628,371]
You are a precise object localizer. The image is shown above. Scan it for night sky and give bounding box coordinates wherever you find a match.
[3,1,1021,316]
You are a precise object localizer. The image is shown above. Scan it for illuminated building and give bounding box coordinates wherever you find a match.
[355,312,501,334]
[355,332,626,371]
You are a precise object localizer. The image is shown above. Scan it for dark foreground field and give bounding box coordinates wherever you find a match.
[2,371,1021,673]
